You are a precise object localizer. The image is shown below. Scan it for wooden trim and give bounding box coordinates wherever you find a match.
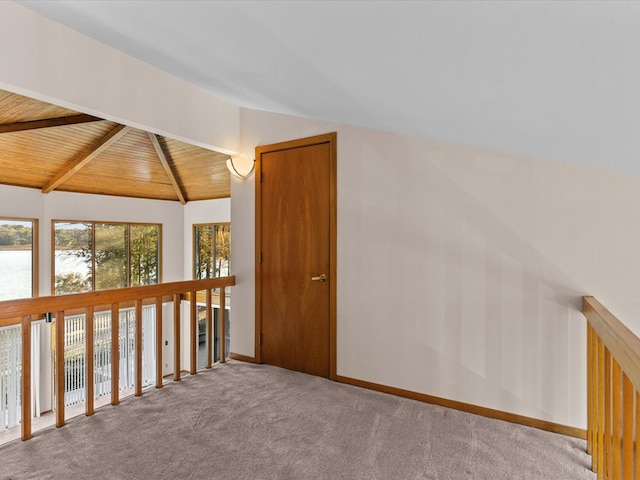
[635,392,640,480]
[189,291,197,374]
[583,296,640,392]
[0,114,102,134]
[86,307,94,415]
[254,132,337,376]
[21,315,31,441]
[622,373,633,479]
[155,296,163,388]
[604,347,611,479]
[220,287,226,363]
[612,359,621,479]
[587,322,593,455]
[328,133,337,381]
[335,374,587,440]
[206,289,213,368]
[254,145,263,364]
[173,293,181,382]
[229,352,258,363]
[0,276,235,321]
[134,299,143,396]
[148,133,186,204]
[42,124,131,194]
[111,303,120,405]
[55,310,65,427]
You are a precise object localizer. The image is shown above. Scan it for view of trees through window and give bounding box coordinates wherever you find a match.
[0,218,36,300]
[54,221,160,295]
[194,223,230,279]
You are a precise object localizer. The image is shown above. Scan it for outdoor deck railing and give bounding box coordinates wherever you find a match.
[583,296,640,480]
[0,275,235,441]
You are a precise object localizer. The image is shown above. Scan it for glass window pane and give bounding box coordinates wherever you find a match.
[0,220,34,300]
[214,224,230,277]
[194,224,230,279]
[54,222,92,295]
[95,224,127,291]
[130,224,159,286]
[194,225,214,279]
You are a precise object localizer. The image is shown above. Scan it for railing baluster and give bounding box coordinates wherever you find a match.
[155,297,163,388]
[111,303,119,405]
[587,322,594,458]
[0,277,234,442]
[20,315,31,441]
[86,307,94,416]
[135,299,142,397]
[190,291,197,375]
[592,321,599,473]
[604,346,611,480]
[613,359,621,479]
[622,373,633,480]
[634,391,640,480]
[598,337,605,479]
[206,289,213,369]
[55,310,65,427]
[220,287,226,364]
[173,293,181,381]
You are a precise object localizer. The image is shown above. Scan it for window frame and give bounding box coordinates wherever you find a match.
[0,216,38,299]
[192,222,230,280]
[51,219,162,295]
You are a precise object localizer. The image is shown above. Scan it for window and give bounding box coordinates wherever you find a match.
[53,221,160,295]
[0,218,37,300]
[193,223,230,279]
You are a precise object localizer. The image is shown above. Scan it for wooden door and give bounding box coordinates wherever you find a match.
[256,133,336,378]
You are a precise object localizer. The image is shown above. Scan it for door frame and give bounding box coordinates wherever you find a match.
[255,132,337,380]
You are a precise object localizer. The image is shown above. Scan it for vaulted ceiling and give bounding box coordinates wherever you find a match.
[16,1,640,176]
[0,90,230,202]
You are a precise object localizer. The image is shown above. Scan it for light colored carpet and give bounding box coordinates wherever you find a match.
[1,361,595,480]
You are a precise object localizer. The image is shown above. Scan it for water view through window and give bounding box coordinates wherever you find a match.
[0,219,35,301]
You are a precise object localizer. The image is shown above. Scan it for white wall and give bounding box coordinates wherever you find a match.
[0,2,239,154]
[234,108,640,429]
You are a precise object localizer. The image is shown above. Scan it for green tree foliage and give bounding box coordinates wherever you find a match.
[95,224,127,290]
[55,272,91,295]
[195,224,230,279]
[0,223,32,246]
[54,222,159,294]
[130,225,159,286]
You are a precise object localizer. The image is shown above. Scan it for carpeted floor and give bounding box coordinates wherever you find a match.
[1,361,595,480]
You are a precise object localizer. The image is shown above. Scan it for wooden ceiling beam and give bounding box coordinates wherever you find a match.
[42,124,131,194]
[0,114,102,134]
[148,133,187,205]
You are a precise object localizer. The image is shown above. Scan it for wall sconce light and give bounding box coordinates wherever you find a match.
[226,156,255,179]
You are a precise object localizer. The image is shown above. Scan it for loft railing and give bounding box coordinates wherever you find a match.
[0,276,235,441]
[583,296,640,479]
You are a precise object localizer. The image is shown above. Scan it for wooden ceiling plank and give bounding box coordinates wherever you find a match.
[42,124,131,194]
[0,114,103,134]
[148,133,187,205]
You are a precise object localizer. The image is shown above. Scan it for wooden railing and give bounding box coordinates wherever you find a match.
[583,296,640,479]
[0,275,235,441]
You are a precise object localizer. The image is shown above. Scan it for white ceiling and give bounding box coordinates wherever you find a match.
[17,0,640,175]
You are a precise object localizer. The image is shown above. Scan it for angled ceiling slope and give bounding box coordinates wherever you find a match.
[0,90,230,203]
